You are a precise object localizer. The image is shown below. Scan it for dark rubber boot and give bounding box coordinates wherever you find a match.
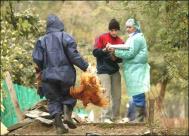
[134,106,146,122]
[54,113,68,134]
[63,105,77,129]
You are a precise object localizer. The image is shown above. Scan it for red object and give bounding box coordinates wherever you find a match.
[70,73,108,107]
[94,32,124,49]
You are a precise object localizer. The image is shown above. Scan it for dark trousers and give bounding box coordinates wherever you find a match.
[42,81,76,117]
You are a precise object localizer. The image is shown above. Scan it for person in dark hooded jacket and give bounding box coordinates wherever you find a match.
[32,14,90,134]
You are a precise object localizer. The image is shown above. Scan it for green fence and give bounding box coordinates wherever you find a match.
[1,81,43,127]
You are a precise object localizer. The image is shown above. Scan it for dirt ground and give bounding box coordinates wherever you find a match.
[7,100,188,135]
[8,120,149,135]
[8,120,188,136]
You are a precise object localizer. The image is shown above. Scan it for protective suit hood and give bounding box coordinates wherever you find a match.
[46,14,64,33]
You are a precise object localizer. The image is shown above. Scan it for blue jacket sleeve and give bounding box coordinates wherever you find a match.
[32,40,44,70]
[64,34,89,71]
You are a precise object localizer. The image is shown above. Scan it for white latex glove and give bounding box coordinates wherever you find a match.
[86,63,96,74]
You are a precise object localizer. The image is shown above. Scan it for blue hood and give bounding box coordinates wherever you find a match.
[46,14,64,33]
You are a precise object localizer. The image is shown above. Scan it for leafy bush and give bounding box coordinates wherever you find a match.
[1,3,45,87]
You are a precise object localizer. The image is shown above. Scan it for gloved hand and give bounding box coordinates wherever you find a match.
[106,42,112,47]
[86,63,96,74]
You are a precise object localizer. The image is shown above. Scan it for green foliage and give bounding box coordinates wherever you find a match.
[120,1,188,91]
[1,3,45,87]
[146,1,188,90]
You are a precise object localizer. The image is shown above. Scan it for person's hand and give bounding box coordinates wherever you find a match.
[106,43,111,51]
[86,64,96,74]
[106,42,112,47]
[108,47,115,52]
[106,43,115,52]
[86,64,92,72]
[102,48,107,52]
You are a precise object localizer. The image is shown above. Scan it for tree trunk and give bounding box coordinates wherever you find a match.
[157,79,168,109]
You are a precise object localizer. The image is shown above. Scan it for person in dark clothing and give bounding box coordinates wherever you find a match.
[92,19,124,123]
[32,14,91,134]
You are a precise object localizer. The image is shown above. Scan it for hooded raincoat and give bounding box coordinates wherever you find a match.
[114,32,150,97]
[32,15,88,116]
[32,15,88,87]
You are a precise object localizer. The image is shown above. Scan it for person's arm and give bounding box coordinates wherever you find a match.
[64,34,89,71]
[32,39,45,98]
[107,43,130,49]
[92,36,108,57]
[93,48,108,57]
[115,57,122,63]
[105,43,123,62]
[32,39,44,70]
[114,38,141,60]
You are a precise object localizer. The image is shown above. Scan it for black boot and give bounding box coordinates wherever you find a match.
[134,106,146,122]
[54,113,68,134]
[63,105,77,129]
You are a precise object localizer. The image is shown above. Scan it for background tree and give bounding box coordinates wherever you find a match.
[1,1,45,86]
